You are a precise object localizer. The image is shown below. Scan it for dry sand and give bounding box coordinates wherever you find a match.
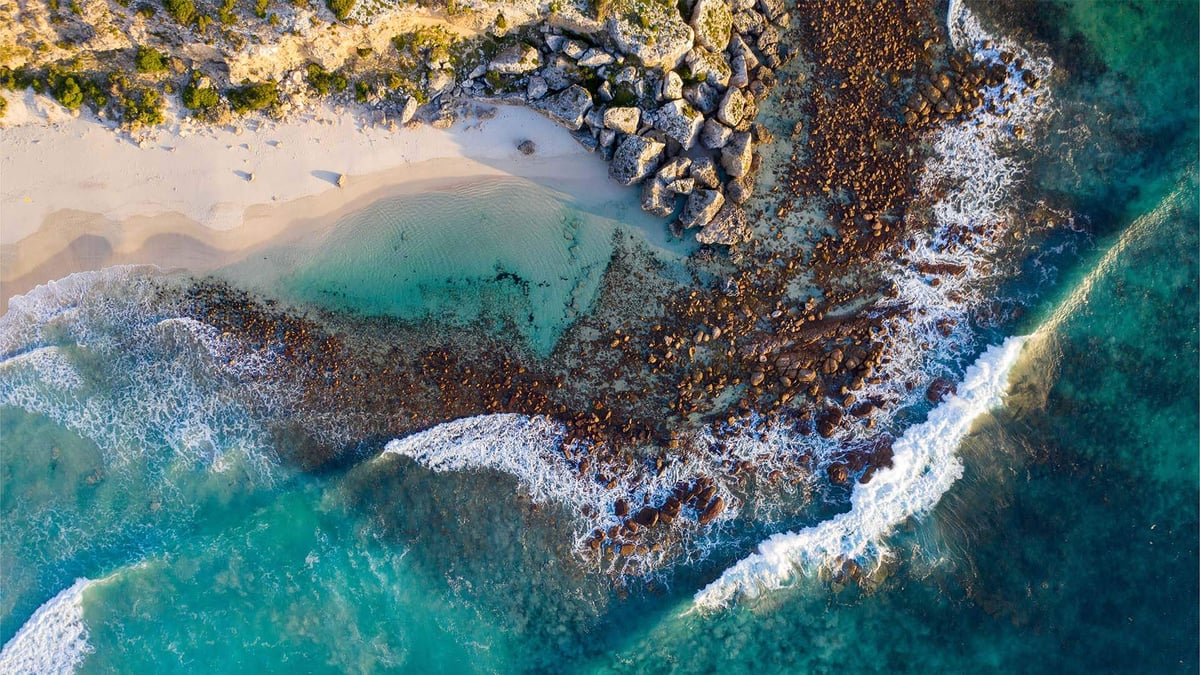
[0,90,633,309]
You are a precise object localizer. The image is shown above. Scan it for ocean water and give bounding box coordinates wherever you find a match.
[2,1,1197,673]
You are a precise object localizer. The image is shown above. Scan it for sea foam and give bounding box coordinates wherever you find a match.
[693,336,1028,609]
[0,579,95,674]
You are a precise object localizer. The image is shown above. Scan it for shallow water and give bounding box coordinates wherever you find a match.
[2,0,1197,672]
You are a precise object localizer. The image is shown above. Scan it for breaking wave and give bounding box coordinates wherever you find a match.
[0,579,95,674]
[693,336,1028,609]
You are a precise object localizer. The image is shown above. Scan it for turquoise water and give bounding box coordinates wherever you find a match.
[2,0,1197,672]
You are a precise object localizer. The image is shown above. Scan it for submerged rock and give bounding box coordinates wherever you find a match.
[696,203,751,245]
[641,178,677,217]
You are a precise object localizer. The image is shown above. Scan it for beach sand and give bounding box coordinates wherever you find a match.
[0,91,628,309]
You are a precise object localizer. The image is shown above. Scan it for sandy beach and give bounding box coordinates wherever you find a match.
[0,91,628,309]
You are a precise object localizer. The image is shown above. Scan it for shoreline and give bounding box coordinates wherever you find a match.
[0,99,634,308]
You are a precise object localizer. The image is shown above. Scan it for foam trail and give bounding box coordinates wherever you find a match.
[693,336,1028,609]
[0,579,95,674]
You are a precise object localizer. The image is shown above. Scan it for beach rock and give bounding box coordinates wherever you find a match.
[680,188,725,229]
[633,507,660,528]
[533,85,593,130]
[614,498,630,517]
[610,134,666,185]
[571,129,600,152]
[607,8,694,69]
[690,154,721,188]
[398,96,419,124]
[517,139,537,155]
[490,42,542,74]
[597,80,614,102]
[336,173,347,188]
[716,87,748,126]
[725,175,752,203]
[690,0,733,51]
[526,76,549,100]
[696,203,751,245]
[641,178,677,217]
[603,106,641,134]
[700,118,733,149]
[721,131,753,177]
[428,69,455,96]
[652,100,705,150]
[733,10,764,39]
[729,54,750,88]
[683,82,721,115]
[685,47,732,88]
[656,156,693,182]
[666,177,695,194]
[599,128,617,148]
[926,377,957,403]
[619,543,637,556]
[661,70,684,100]
[827,462,850,484]
[540,65,573,91]
[758,0,785,21]
[577,48,615,67]
[698,496,725,525]
[561,39,586,59]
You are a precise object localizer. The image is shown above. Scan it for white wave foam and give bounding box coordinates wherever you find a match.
[0,579,95,674]
[693,336,1028,608]
[0,266,289,482]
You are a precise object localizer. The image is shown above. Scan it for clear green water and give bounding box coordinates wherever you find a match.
[2,1,1197,672]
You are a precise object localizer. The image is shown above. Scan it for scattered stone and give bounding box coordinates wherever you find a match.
[518,139,537,155]
[652,100,705,150]
[490,42,542,74]
[603,106,641,134]
[398,96,419,125]
[680,188,725,229]
[610,134,666,185]
[336,173,347,188]
[533,84,593,130]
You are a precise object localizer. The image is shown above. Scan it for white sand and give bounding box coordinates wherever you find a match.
[0,90,634,307]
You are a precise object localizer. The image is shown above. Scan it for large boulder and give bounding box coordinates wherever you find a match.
[690,154,721,188]
[641,178,676,217]
[604,106,641,134]
[656,156,693,182]
[696,203,752,245]
[716,87,748,126]
[533,85,593,130]
[610,135,666,185]
[684,47,732,88]
[577,48,616,67]
[700,118,733,149]
[661,70,684,100]
[652,100,705,150]
[683,82,721,115]
[721,131,753,177]
[607,1,694,69]
[490,43,542,75]
[680,188,725,228]
[690,0,733,51]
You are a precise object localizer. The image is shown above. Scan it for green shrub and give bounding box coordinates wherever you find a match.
[305,63,347,96]
[162,0,195,24]
[326,0,353,21]
[254,0,268,17]
[123,87,164,126]
[0,95,7,118]
[219,0,237,23]
[353,80,369,103]
[227,80,278,113]
[182,75,220,109]
[54,76,84,109]
[134,45,168,73]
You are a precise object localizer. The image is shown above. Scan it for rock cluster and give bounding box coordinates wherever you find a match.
[469,0,792,246]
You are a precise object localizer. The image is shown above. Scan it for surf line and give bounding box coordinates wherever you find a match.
[691,335,1029,610]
